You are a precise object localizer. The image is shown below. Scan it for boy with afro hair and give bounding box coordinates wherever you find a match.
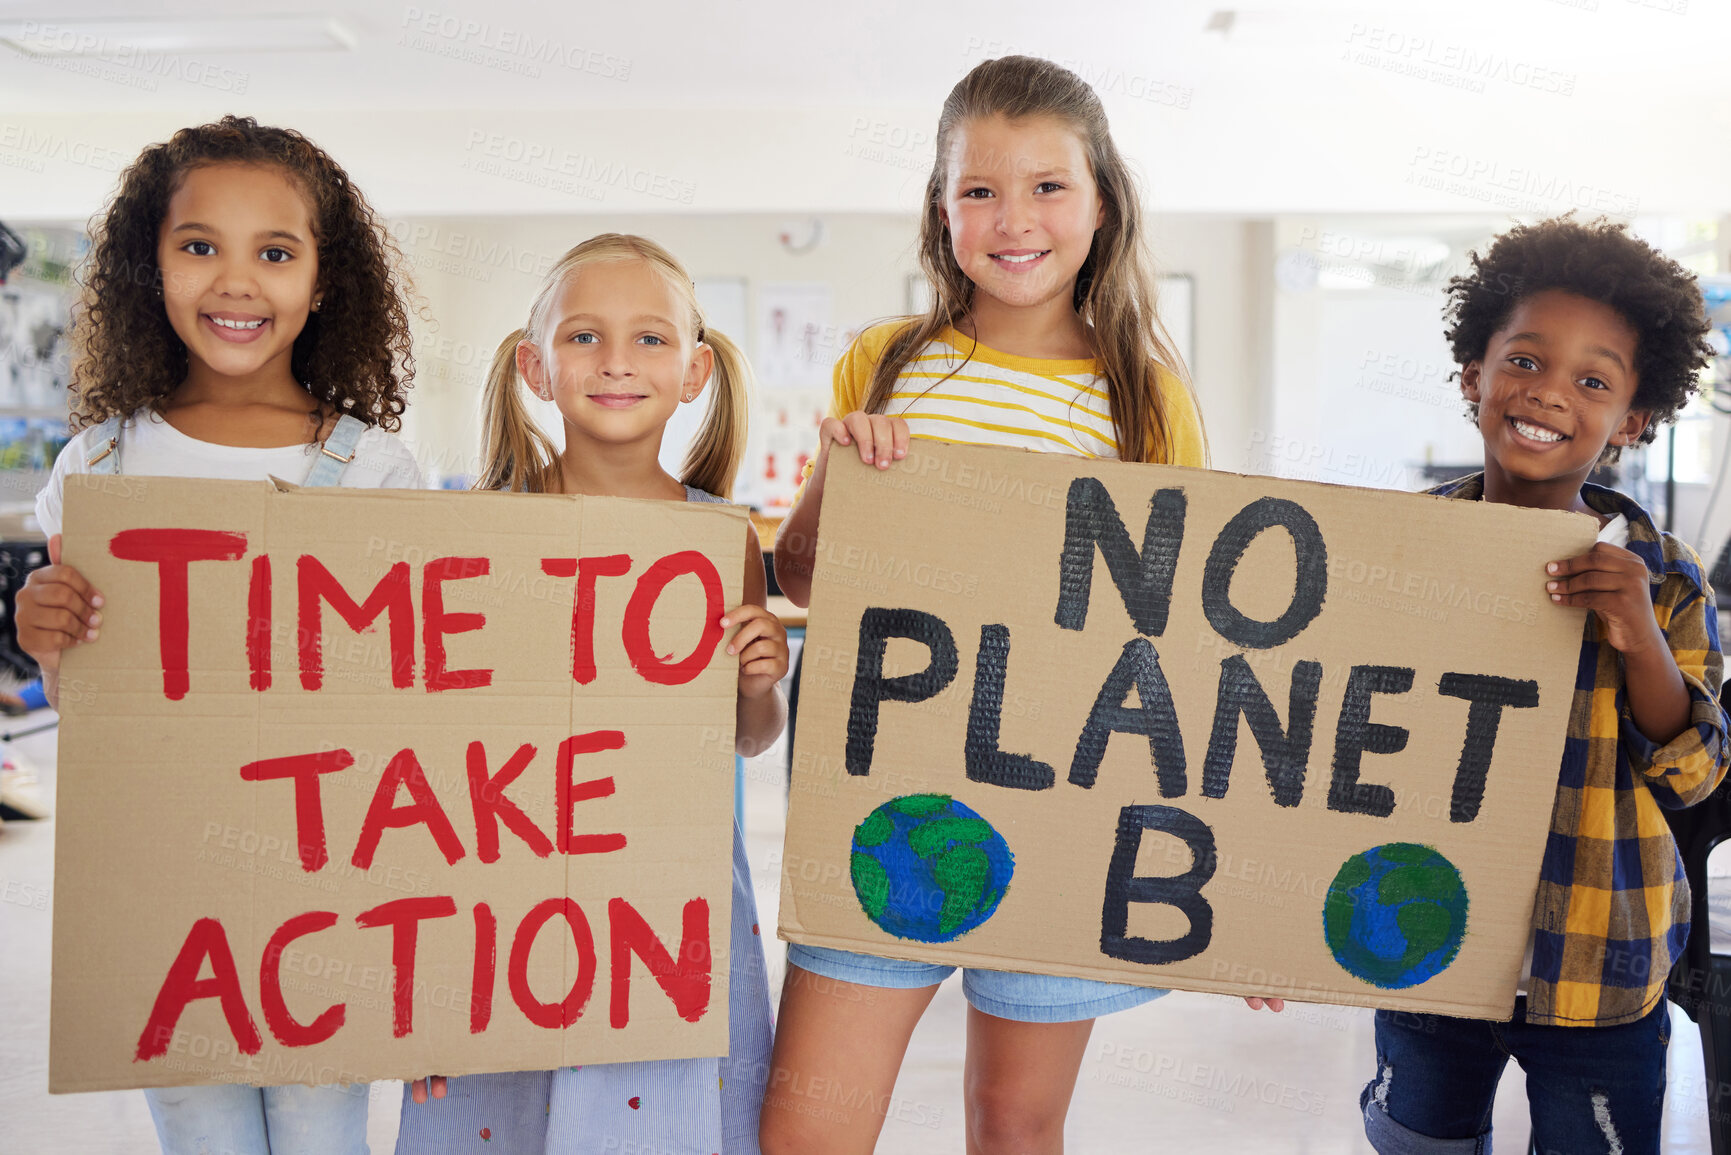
[1361,216,1729,1155]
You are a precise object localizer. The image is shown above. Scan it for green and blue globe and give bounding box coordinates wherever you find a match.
[1323,842,1469,989]
[850,794,1014,943]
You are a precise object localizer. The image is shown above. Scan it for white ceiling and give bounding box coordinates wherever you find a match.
[1,0,1728,218]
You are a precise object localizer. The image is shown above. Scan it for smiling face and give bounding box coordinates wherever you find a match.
[939,113,1104,316]
[518,258,712,459]
[1462,288,1650,509]
[156,162,320,391]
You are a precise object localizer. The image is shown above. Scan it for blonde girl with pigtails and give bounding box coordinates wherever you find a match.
[396,233,784,1155]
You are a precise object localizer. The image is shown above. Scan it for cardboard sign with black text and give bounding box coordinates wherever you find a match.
[780,442,1597,1018]
[50,476,744,1092]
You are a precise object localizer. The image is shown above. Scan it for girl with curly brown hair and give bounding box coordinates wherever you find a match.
[16,115,422,1155]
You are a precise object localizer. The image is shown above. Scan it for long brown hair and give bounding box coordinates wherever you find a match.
[71,115,412,432]
[476,233,751,496]
[865,55,1196,464]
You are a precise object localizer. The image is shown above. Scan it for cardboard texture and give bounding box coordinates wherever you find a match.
[50,476,745,1093]
[780,442,1598,1019]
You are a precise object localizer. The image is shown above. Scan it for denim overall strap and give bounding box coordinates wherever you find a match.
[302,414,365,488]
[83,416,123,475]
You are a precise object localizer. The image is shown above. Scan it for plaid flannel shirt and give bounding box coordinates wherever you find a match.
[1432,474,1729,1026]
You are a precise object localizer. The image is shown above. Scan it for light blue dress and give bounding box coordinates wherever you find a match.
[393,822,772,1155]
[394,486,773,1155]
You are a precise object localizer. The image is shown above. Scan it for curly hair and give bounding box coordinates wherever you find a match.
[1445,216,1713,447]
[70,115,412,433]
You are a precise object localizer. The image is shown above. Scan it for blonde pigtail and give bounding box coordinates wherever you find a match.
[678,326,751,500]
[474,328,558,493]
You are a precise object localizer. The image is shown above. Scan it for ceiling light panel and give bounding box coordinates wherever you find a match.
[0,17,356,57]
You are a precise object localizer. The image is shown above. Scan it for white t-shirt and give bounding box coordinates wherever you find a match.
[35,412,424,537]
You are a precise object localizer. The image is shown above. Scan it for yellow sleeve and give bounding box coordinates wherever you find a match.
[1633,548,1729,806]
[800,320,915,485]
[1156,367,1209,468]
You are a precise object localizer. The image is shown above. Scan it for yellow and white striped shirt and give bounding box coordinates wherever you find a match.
[816,321,1206,467]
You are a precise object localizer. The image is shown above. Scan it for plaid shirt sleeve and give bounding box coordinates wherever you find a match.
[1624,538,1727,808]
[1525,504,1731,1027]
[1431,476,1730,1027]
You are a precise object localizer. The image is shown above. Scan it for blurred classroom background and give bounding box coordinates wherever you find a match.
[3,2,1731,1150]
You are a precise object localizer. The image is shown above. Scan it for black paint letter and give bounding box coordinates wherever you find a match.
[1201,655,1323,806]
[1054,478,1187,636]
[966,625,1055,790]
[1326,665,1414,817]
[1439,673,1540,823]
[845,608,959,775]
[1200,498,1328,649]
[1069,639,1186,796]
[1101,805,1216,965]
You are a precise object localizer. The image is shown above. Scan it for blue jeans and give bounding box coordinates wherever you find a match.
[1361,997,1670,1155]
[144,1083,369,1155]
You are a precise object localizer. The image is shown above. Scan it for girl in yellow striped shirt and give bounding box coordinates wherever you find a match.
[765,55,1232,1155]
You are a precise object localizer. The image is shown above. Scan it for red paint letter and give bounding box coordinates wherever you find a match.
[423,557,491,691]
[508,898,597,1029]
[556,731,627,855]
[352,748,466,869]
[297,557,415,690]
[467,741,553,863]
[608,897,712,1028]
[109,529,248,701]
[260,911,344,1047]
[541,554,631,684]
[240,749,354,872]
[134,917,261,1061]
[248,554,271,691]
[621,551,725,686]
[355,896,458,1037]
[471,902,496,1034]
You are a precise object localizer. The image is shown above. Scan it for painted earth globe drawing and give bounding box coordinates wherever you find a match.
[849,794,1015,943]
[1323,842,1470,989]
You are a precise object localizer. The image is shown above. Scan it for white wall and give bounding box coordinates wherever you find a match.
[1265,217,1491,493]
[1144,216,1271,475]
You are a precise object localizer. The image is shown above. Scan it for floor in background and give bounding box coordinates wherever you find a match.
[0,706,1716,1153]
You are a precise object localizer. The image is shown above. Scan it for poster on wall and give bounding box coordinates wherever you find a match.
[746,282,845,510]
[756,283,832,389]
[780,442,1596,1019]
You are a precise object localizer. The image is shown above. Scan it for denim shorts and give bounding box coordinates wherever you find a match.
[786,943,1166,1024]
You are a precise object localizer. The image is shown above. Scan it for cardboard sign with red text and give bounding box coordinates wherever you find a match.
[50,476,744,1092]
[781,443,1598,1020]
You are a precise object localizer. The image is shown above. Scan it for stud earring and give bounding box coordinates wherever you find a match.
[311,298,322,312]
